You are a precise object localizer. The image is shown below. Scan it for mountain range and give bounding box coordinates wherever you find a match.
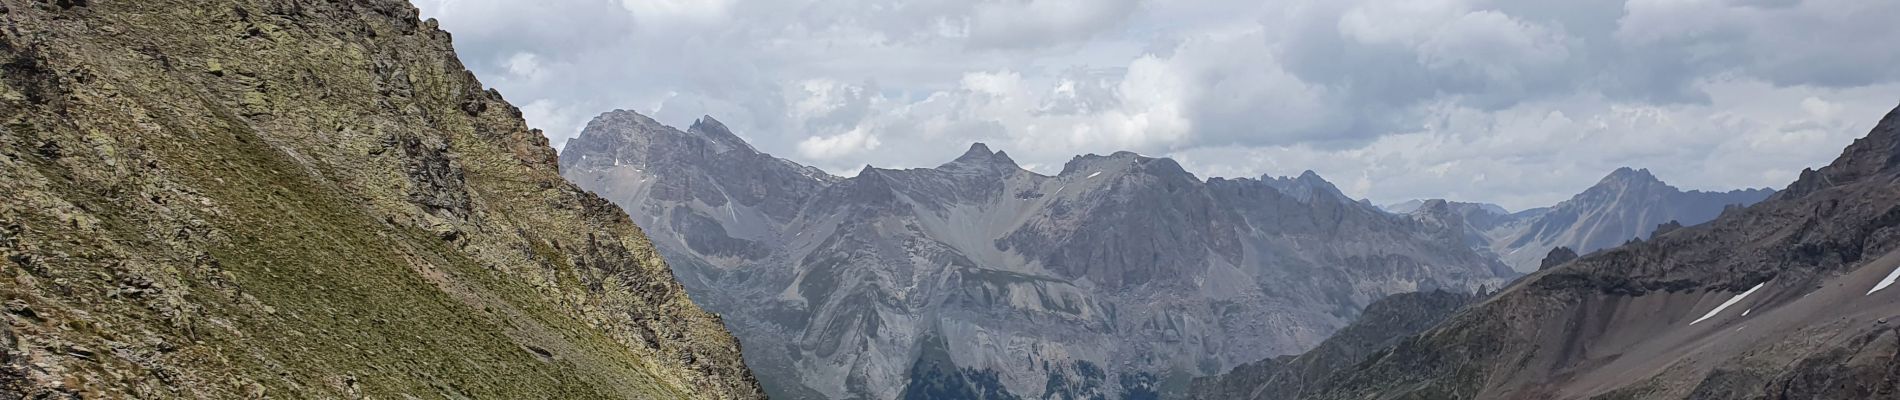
[1393,169,1774,272]
[1191,103,1900,399]
[560,110,1519,399]
[6,1,1888,400]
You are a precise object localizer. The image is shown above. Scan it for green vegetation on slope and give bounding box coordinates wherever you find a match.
[0,0,761,398]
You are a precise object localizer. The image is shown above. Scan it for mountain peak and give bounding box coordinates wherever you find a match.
[942,142,1022,171]
[592,109,667,133]
[1583,167,1676,196]
[963,142,993,157]
[689,115,730,136]
[1264,170,1353,204]
[1602,167,1661,185]
[558,110,676,168]
[687,114,758,153]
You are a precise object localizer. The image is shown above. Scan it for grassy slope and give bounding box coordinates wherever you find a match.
[0,0,759,398]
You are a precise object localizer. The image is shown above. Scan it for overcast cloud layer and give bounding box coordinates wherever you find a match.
[415,0,1900,210]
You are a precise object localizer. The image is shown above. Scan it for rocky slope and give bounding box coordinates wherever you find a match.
[1183,290,1476,400]
[560,110,1517,399]
[0,1,760,398]
[1407,170,1773,272]
[1274,102,1900,399]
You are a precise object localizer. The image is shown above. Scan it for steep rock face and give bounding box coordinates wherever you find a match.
[1183,291,1476,400]
[560,113,1517,399]
[1420,169,1774,272]
[0,1,760,398]
[1290,103,1900,399]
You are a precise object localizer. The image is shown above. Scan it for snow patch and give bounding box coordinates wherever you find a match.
[1087,172,1102,179]
[1867,264,1900,295]
[1691,282,1767,325]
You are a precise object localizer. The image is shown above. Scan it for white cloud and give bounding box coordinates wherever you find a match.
[967,0,1142,49]
[798,126,883,160]
[619,0,736,28]
[504,52,546,81]
[417,0,1900,209]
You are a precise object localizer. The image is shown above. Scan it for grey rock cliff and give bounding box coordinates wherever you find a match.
[561,113,1517,399]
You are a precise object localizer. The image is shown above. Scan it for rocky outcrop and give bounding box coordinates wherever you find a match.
[561,113,1517,399]
[1539,247,1579,271]
[0,1,760,398]
[1281,103,1900,399]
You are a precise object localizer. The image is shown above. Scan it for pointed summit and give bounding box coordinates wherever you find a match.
[1600,167,1662,185]
[690,114,729,133]
[956,142,995,161]
[1264,170,1353,204]
[942,142,1023,171]
[687,115,759,154]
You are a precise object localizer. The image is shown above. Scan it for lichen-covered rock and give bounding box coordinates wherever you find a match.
[0,1,762,398]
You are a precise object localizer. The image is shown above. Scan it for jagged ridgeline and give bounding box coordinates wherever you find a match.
[0,1,762,398]
[1190,103,1900,399]
[561,110,1519,399]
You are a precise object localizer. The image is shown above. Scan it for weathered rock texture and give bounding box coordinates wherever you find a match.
[561,110,1517,399]
[0,1,762,398]
[1216,103,1900,399]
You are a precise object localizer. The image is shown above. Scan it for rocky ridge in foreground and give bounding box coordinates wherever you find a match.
[0,1,761,398]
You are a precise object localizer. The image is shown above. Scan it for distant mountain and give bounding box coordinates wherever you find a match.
[1226,103,1900,399]
[1410,169,1773,272]
[560,110,1516,399]
[1382,199,1508,216]
[1263,170,1358,205]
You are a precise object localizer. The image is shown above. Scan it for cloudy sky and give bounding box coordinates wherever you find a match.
[414,0,1899,210]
